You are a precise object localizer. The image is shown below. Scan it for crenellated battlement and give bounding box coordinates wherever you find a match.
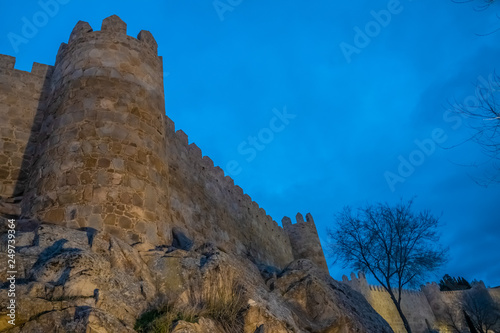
[0,54,54,79]
[49,15,164,113]
[0,54,16,69]
[162,112,283,233]
[64,15,158,55]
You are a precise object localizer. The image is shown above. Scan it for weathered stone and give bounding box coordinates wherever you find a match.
[137,30,158,53]
[92,187,107,202]
[89,214,103,229]
[66,171,79,185]
[58,192,80,205]
[84,157,97,168]
[0,155,9,164]
[69,20,93,43]
[131,193,143,206]
[0,169,9,178]
[118,216,132,229]
[80,171,92,184]
[101,15,127,34]
[0,200,20,216]
[103,214,116,225]
[44,209,65,223]
[134,222,148,235]
[112,157,124,169]
[97,158,111,168]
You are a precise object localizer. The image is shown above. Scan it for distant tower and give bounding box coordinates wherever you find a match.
[21,16,170,244]
[282,213,329,272]
[342,271,370,297]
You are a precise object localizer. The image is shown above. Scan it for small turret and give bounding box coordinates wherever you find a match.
[282,212,329,272]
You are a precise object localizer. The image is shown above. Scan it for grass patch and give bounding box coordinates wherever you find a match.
[200,272,246,332]
[135,270,246,333]
[134,304,198,333]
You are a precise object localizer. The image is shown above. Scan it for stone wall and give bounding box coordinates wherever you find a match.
[422,281,500,333]
[0,15,325,270]
[343,272,436,333]
[0,56,52,199]
[162,115,294,268]
[343,273,500,333]
[489,286,500,303]
[366,285,436,333]
[421,283,465,333]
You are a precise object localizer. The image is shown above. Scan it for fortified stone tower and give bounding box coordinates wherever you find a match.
[20,16,169,244]
[282,213,329,272]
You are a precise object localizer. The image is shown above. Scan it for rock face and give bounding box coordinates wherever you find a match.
[0,224,393,333]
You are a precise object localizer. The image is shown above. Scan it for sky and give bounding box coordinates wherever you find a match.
[1,0,499,287]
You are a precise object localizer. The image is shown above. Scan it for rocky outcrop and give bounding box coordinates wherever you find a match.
[0,223,393,333]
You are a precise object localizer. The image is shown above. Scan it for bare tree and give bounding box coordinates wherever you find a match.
[327,199,448,333]
[442,303,466,333]
[463,285,500,333]
[449,0,500,183]
[451,73,500,184]
[451,0,498,12]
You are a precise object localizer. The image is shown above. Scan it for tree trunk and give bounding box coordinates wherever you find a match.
[463,310,479,333]
[387,290,412,333]
[394,301,412,333]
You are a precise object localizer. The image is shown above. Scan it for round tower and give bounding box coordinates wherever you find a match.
[22,15,169,244]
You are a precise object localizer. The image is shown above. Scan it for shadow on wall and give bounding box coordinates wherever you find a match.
[0,55,53,219]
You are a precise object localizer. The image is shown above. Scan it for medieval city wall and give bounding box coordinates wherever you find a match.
[489,286,500,303]
[422,281,500,333]
[367,285,436,333]
[425,287,465,332]
[162,115,294,268]
[0,56,53,199]
[343,273,500,333]
[343,272,436,333]
[0,15,326,270]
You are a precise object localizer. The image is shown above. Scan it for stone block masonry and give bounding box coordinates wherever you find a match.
[0,15,329,271]
[0,55,53,199]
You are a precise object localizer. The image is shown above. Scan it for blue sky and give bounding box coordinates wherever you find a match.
[1,0,499,287]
